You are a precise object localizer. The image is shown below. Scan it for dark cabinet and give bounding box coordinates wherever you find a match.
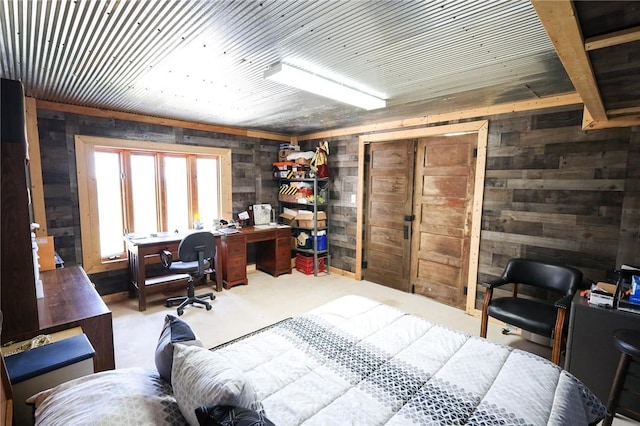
[1,78,39,343]
[565,293,640,411]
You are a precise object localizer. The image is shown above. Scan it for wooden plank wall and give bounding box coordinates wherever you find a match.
[477,109,635,308]
[616,130,640,266]
[34,105,639,298]
[305,108,639,304]
[36,109,278,294]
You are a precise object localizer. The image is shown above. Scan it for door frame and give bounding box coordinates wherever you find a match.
[356,120,489,314]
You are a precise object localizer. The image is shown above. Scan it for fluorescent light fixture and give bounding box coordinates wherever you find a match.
[444,131,474,137]
[264,62,386,110]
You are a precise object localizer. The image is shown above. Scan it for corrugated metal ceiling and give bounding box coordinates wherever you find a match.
[0,0,573,135]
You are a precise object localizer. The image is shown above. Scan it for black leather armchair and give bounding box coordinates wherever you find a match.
[480,258,583,365]
[159,231,216,316]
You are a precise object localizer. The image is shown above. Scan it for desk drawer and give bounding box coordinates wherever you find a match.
[276,228,291,238]
[276,254,292,271]
[276,237,292,271]
[227,242,246,256]
[276,240,290,257]
[140,242,179,257]
[227,260,246,281]
[245,230,276,243]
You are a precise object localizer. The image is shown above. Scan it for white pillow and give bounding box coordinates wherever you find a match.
[171,344,263,426]
[27,367,186,425]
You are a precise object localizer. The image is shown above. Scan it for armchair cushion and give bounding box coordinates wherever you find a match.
[487,298,558,337]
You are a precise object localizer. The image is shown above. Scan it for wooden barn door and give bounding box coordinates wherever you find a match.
[411,134,477,309]
[362,140,415,292]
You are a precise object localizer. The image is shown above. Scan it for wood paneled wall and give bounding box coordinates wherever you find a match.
[36,109,278,294]
[477,109,637,308]
[34,106,639,299]
[617,130,640,267]
[305,108,639,302]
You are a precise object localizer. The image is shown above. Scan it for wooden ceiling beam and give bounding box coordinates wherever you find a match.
[532,0,608,122]
[585,25,640,51]
[583,107,640,130]
[607,106,640,117]
[35,99,292,142]
[298,92,582,141]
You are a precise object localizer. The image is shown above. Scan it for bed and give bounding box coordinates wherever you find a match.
[29,295,607,425]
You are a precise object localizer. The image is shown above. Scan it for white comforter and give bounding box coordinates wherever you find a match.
[211,295,606,425]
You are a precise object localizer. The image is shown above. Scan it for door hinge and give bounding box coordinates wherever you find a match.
[404,215,415,222]
[361,260,368,269]
[472,148,478,158]
[411,284,415,294]
[463,286,468,295]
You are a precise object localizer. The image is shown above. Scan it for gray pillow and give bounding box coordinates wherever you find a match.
[155,314,202,383]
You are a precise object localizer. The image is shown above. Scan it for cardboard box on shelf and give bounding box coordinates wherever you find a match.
[35,236,56,271]
[296,211,327,228]
[279,194,300,203]
[279,208,297,226]
[595,282,617,294]
[278,145,301,161]
[278,149,293,161]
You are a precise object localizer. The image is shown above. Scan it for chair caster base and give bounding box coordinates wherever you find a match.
[167,292,215,316]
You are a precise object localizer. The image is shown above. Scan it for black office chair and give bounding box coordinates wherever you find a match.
[479,258,583,365]
[159,231,215,316]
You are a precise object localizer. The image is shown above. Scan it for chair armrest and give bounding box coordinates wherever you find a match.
[554,293,574,310]
[485,278,510,289]
[158,250,172,269]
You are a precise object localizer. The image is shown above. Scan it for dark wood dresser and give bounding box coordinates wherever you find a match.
[37,266,115,372]
[565,293,640,412]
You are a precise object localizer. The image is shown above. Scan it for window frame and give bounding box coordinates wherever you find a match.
[75,135,232,274]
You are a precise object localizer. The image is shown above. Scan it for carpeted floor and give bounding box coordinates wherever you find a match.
[108,269,551,370]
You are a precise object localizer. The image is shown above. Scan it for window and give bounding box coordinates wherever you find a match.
[129,153,158,235]
[76,135,232,273]
[164,155,189,233]
[94,151,125,258]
